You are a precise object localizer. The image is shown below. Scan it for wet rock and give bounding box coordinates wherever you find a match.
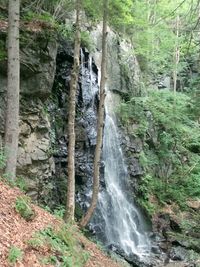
[151,245,161,255]
[108,244,153,267]
[170,247,190,261]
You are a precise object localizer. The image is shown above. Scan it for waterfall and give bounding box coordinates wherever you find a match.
[80,49,98,146]
[78,49,151,261]
[95,90,151,257]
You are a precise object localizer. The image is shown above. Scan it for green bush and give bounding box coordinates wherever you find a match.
[15,196,35,221]
[8,246,23,265]
[15,176,28,192]
[28,226,89,267]
[53,205,65,218]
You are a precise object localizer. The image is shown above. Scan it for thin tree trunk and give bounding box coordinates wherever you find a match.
[4,0,20,180]
[173,15,180,94]
[79,0,108,228]
[64,0,81,223]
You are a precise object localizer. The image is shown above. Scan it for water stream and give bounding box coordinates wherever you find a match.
[96,91,151,257]
[79,50,151,261]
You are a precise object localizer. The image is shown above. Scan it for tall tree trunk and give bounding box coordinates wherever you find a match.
[4,0,20,180]
[173,15,180,94]
[64,0,81,223]
[79,0,108,228]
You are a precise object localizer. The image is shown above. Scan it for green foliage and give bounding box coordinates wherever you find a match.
[53,205,65,218]
[21,0,74,19]
[0,149,6,170]
[83,0,102,21]
[8,246,23,265]
[0,39,6,60]
[136,174,156,215]
[109,0,133,30]
[22,10,56,24]
[83,0,134,31]
[56,23,74,41]
[27,233,45,249]
[81,31,94,52]
[15,196,35,221]
[119,89,200,213]
[28,226,89,267]
[0,174,27,192]
[15,176,28,192]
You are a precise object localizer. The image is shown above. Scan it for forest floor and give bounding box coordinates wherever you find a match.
[0,181,123,267]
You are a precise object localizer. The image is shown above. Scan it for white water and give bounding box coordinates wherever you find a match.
[96,90,151,257]
[79,50,151,259]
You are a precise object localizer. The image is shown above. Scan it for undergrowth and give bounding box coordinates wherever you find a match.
[119,89,200,214]
[28,225,89,267]
[8,246,23,265]
[15,196,35,221]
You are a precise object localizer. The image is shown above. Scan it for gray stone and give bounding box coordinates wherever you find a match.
[91,25,141,96]
[170,246,190,261]
[31,148,48,161]
[19,120,32,136]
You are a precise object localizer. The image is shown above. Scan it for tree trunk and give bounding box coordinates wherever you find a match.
[173,15,180,94]
[64,0,81,223]
[4,0,20,180]
[79,0,108,228]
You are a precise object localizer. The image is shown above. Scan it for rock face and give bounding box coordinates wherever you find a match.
[0,30,58,202]
[0,24,142,209]
[91,24,141,96]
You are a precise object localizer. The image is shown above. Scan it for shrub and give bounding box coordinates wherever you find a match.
[8,246,23,265]
[15,196,35,221]
[28,226,89,267]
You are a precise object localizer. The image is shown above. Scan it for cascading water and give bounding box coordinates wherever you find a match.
[78,50,151,263]
[95,91,151,258]
[80,49,98,146]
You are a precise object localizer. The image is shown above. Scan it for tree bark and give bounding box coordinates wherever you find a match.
[79,0,108,228]
[4,0,20,180]
[64,0,81,223]
[173,15,180,94]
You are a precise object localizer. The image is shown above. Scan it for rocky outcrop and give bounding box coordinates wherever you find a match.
[1,22,142,208]
[0,30,57,202]
[0,11,145,207]
[90,24,141,96]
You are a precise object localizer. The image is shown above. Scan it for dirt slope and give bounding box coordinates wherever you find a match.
[0,181,122,267]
